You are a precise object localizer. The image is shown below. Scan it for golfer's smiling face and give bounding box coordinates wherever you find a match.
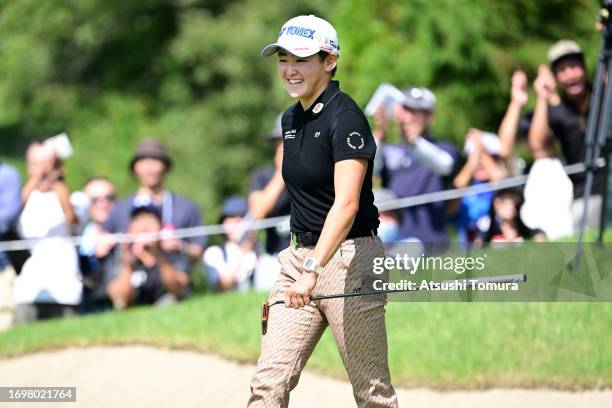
[277,50,334,109]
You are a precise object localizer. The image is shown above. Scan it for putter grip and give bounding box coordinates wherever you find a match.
[261,301,269,335]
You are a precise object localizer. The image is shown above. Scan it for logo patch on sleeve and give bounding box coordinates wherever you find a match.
[346,131,365,149]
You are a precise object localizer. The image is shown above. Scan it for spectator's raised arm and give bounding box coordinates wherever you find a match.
[528,65,557,157]
[498,70,528,160]
[52,181,78,225]
[411,136,455,176]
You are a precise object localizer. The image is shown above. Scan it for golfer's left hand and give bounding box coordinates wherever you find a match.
[285,271,317,308]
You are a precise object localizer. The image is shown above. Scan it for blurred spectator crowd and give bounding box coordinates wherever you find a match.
[0,39,610,330]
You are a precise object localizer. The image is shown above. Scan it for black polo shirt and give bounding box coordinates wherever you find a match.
[548,93,610,198]
[280,80,379,236]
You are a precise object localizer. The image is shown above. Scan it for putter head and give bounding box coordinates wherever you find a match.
[261,301,269,335]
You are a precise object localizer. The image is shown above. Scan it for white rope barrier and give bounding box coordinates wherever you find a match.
[0,159,605,252]
[376,162,592,211]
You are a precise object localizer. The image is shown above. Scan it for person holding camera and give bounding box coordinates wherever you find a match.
[106,206,189,308]
[13,142,81,323]
[103,138,206,295]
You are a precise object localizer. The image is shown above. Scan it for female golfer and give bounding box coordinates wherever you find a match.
[248,15,398,407]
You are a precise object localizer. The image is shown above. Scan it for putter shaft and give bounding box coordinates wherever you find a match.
[261,273,527,335]
[270,272,527,306]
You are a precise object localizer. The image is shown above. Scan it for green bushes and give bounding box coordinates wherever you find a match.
[0,0,600,221]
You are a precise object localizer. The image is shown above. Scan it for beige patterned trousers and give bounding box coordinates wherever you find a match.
[248,236,398,407]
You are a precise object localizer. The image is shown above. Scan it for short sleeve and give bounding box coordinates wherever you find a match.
[330,109,376,162]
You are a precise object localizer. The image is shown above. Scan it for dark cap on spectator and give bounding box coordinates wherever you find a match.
[548,39,583,68]
[130,204,162,222]
[130,138,172,172]
[266,113,283,140]
[402,87,436,112]
[219,196,248,222]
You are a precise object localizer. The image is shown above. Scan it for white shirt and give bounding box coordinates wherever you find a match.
[203,242,257,292]
[521,158,574,240]
[14,190,82,305]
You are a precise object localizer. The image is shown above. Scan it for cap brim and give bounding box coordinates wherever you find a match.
[261,43,281,57]
[402,102,433,112]
[261,43,318,58]
[130,154,172,172]
[550,52,583,67]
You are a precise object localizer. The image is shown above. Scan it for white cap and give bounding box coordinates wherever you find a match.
[548,39,583,66]
[402,87,436,112]
[261,15,340,58]
[463,131,501,156]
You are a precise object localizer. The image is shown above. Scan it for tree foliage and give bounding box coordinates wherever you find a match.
[0,0,601,220]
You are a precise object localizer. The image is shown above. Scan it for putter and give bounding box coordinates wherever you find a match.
[261,273,527,335]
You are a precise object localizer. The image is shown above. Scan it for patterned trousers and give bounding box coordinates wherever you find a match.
[248,236,398,407]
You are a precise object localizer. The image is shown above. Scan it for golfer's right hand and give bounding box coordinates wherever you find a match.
[285,271,317,309]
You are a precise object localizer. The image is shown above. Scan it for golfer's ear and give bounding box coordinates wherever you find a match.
[325,54,337,73]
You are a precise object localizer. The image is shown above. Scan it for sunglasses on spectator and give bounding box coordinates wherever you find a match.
[91,193,116,203]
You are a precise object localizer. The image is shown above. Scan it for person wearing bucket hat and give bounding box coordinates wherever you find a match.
[204,196,258,292]
[103,138,206,301]
[248,15,398,408]
[529,39,611,230]
[129,138,172,173]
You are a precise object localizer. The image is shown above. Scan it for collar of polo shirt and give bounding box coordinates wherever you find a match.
[306,80,342,115]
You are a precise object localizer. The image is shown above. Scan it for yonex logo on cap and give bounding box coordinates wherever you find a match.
[261,15,339,58]
[279,26,316,39]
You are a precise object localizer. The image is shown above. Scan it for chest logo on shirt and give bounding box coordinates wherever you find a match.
[314,131,321,138]
[284,129,296,139]
[312,103,324,114]
[347,131,365,150]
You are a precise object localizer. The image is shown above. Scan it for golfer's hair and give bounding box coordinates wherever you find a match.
[318,51,337,77]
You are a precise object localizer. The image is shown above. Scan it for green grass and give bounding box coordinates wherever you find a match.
[1,236,611,389]
[0,293,610,390]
